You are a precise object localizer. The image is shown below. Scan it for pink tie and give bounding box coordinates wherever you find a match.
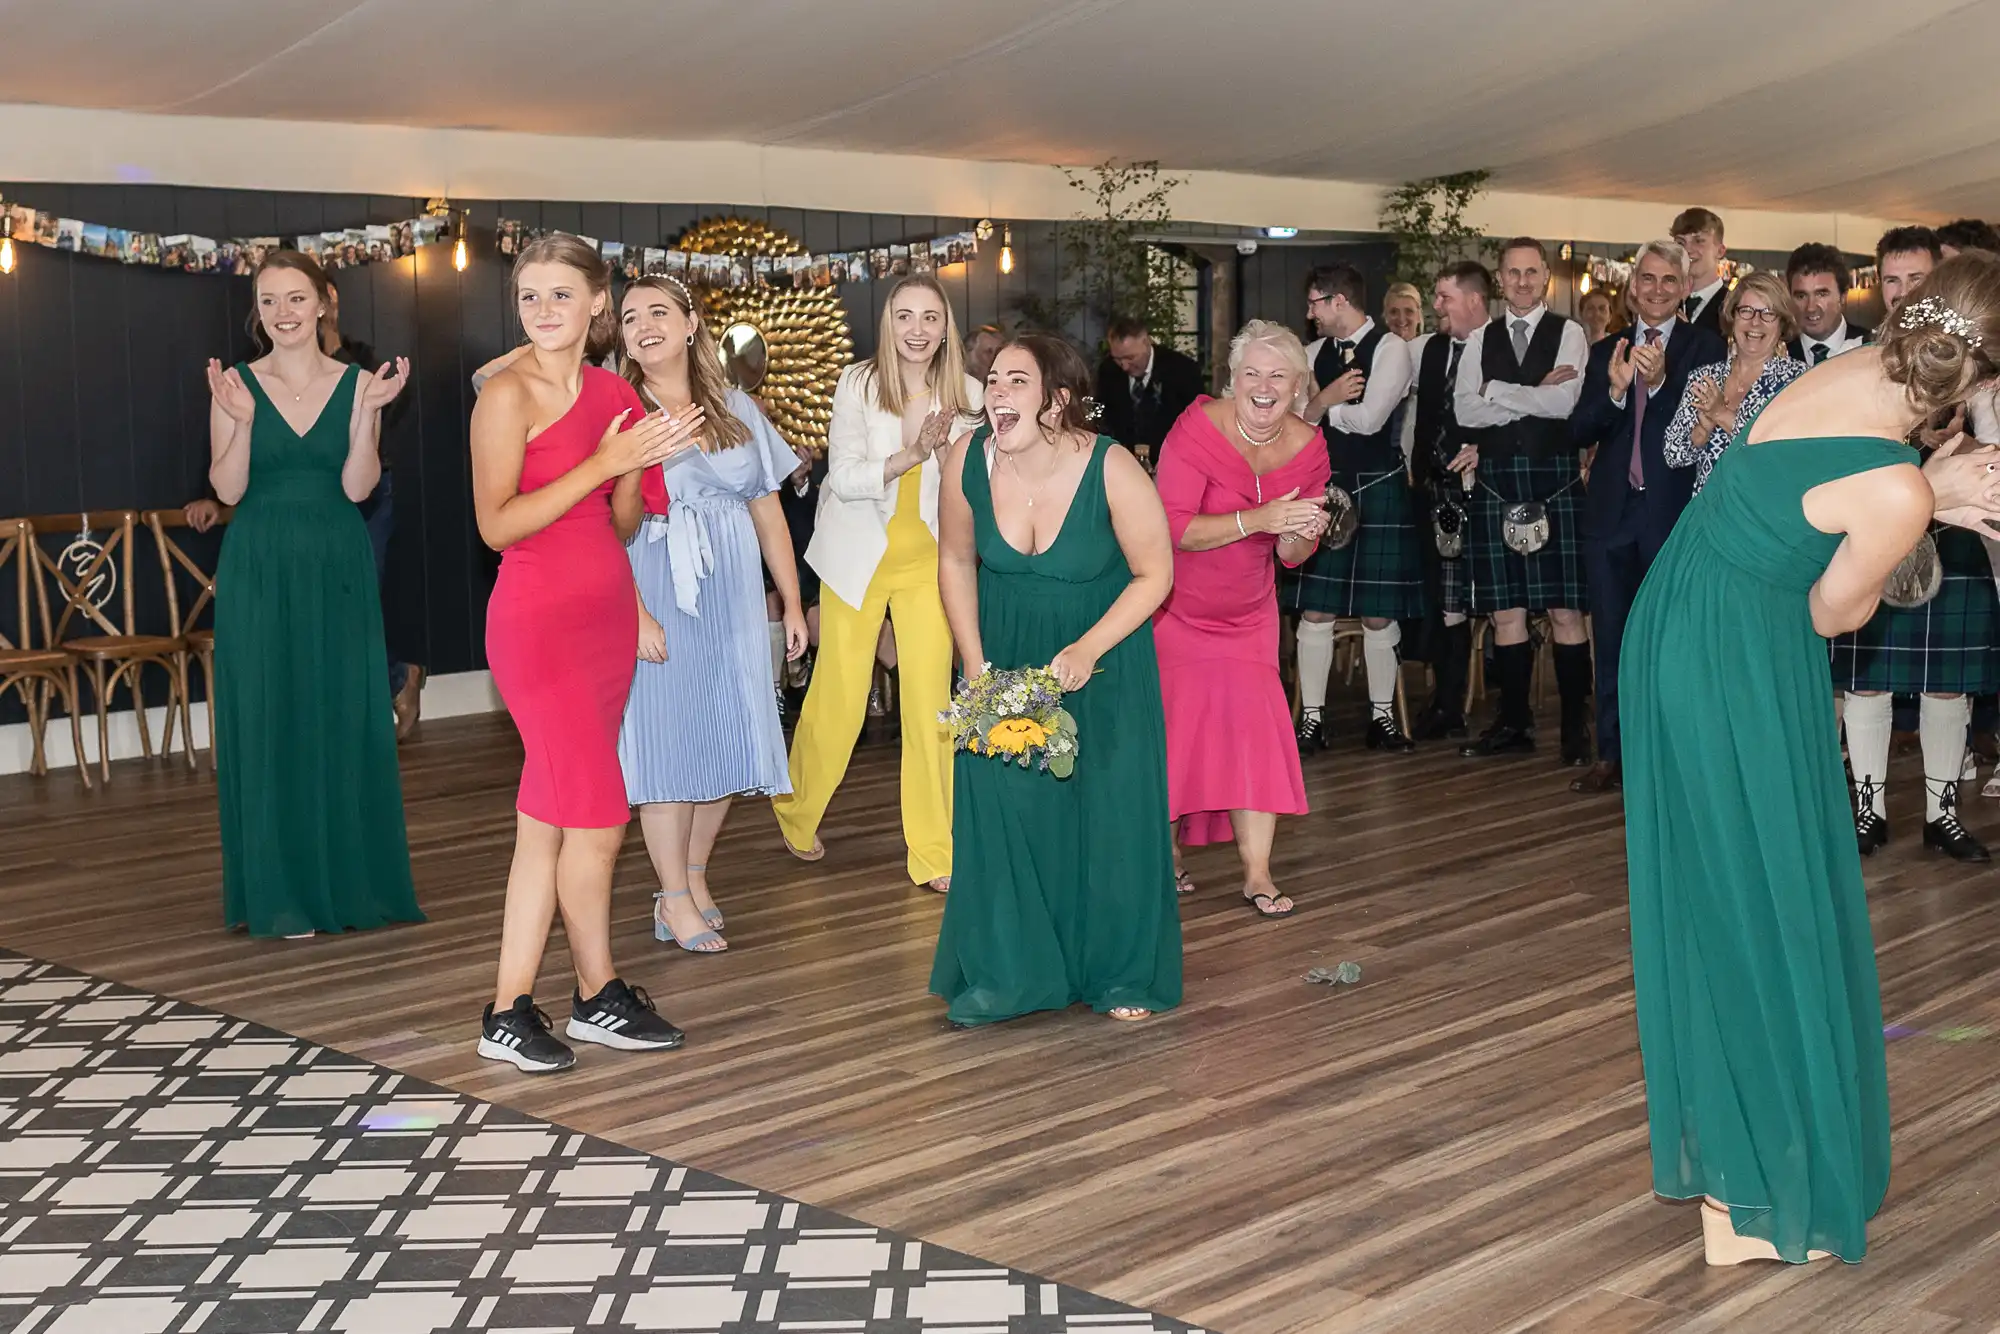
[1628,327,1662,490]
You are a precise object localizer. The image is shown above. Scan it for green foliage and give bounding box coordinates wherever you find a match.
[1014,160,1189,353]
[1379,171,1494,291]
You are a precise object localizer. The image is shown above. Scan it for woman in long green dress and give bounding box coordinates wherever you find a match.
[207,250,424,938]
[1620,254,2000,1265]
[931,334,1181,1025]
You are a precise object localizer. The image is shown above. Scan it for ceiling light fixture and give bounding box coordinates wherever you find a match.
[453,212,469,272]
[1263,227,1299,239]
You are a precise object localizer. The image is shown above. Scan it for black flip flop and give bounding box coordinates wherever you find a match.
[1244,890,1295,919]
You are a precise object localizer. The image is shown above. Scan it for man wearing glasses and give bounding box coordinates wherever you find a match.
[1284,264,1422,754]
[1566,238,1724,793]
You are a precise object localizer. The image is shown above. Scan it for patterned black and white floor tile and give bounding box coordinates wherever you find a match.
[0,954,1200,1334]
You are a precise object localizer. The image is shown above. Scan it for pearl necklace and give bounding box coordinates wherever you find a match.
[1236,413,1284,448]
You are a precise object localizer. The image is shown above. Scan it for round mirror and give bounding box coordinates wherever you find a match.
[719,322,769,393]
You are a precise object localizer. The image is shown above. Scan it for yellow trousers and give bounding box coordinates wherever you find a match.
[775,491,954,883]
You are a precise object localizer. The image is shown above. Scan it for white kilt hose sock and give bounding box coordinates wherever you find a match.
[1296,618,1337,717]
[1845,692,1892,818]
[1362,622,1402,723]
[1920,694,1972,822]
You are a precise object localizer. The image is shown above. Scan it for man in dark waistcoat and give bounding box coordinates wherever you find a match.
[1445,237,1594,764]
[1405,260,1496,740]
[1283,264,1423,752]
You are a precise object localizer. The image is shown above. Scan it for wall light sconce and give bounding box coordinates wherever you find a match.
[0,235,14,275]
[999,225,1014,275]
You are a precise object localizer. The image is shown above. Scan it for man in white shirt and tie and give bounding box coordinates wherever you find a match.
[1446,237,1594,763]
[1670,208,1730,337]
[1784,243,1871,365]
[1284,264,1421,753]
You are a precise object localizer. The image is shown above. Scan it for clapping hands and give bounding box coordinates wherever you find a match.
[358,358,411,414]
[207,359,257,424]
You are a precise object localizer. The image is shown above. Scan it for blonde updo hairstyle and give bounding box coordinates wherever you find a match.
[1223,319,1311,414]
[1879,251,2000,417]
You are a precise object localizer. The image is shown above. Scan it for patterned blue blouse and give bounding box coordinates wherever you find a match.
[1663,351,1809,493]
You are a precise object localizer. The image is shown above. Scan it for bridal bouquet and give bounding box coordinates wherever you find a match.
[940,666,1079,779]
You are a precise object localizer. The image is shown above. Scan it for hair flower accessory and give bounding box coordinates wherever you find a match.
[1897,295,1984,349]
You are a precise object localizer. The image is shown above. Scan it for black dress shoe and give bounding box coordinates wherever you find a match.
[1295,712,1329,753]
[1365,715,1416,753]
[1569,760,1621,794]
[1855,808,1888,856]
[1411,706,1468,741]
[1460,724,1535,757]
[1924,813,1990,862]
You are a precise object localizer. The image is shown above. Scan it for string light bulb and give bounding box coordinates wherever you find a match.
[0,235,13,275]
[452,213,469,272]
[999,224,1014,276]
[1577,272,1592,296]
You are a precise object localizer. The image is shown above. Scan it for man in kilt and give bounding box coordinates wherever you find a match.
[1406,260,1498,740]
[1283,264,1423,752]
[1834,225,1994,862]
[1446,237,1594,762]
[1567,238,1725,793]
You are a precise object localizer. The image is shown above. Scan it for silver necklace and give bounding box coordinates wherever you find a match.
[1002,443,1062,508]
[1236,413,1284,448]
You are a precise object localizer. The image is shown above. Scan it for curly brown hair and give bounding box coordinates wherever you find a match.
[991,333,1097,438]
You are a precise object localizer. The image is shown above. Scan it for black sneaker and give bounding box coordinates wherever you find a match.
[478,995,576,1074]
[1295,711,1329,753]
[567,978,686,1051]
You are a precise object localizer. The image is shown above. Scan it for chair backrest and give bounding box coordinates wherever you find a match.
[143,508,230,637]
[25,510,143,642]
[0,518,59,654]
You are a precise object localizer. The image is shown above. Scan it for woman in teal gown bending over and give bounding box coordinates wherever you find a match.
[930,333,1182,1026]
[1621,252,2000,1265]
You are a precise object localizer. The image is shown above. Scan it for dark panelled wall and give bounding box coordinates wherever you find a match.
[0,184,1071,683]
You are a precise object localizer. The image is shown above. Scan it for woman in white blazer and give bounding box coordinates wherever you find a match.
[774,276,982,889]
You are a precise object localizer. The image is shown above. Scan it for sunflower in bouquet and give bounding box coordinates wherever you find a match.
[940,665,1080,779]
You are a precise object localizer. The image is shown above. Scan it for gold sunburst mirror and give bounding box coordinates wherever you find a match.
[673,217,851,455]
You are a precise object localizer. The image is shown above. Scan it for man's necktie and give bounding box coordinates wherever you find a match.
[1510,318,1530,362]
[1810,342,1829,365]
[1683,294,1700,318]
[1629,327,1663,490]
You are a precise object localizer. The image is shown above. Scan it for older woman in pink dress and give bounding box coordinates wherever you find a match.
[1154,321,1331,918]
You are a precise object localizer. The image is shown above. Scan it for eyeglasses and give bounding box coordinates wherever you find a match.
[1306,294,1335,309]
[1735,306,1780,325]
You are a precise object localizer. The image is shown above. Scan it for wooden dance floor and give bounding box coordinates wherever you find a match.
[4,709,1998,1333]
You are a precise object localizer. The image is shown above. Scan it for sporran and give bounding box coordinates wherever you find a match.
[1880,531,1943,608]
[1501,500,1550,556]
[1323,483,1359,550]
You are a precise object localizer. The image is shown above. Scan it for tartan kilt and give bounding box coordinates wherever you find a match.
[1828,526,2000,694]
[1465,454,1587,614]
[1279,467,1429,619]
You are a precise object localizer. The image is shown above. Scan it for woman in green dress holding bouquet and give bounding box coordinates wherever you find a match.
[931,334,1182,1025]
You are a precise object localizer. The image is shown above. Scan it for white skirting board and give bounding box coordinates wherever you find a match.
[0,670,506,775]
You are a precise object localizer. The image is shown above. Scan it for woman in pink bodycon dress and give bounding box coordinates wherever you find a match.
[469,234,703,1074]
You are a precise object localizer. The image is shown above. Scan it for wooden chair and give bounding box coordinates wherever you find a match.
[0,519,92,788]
[31,510,189,784]
[144,507,229,771]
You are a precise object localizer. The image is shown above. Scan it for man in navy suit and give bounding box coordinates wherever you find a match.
[1568,238,1727,792]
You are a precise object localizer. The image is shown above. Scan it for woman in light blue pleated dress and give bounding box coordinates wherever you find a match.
[617,275,809,953]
